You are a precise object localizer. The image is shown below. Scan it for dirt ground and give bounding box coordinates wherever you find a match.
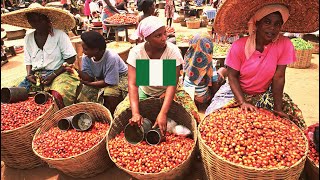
[1,6,319,180]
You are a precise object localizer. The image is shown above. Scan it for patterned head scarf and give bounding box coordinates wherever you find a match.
[245,4,289,59]
[184,33,214,86]
[134,16,165,39]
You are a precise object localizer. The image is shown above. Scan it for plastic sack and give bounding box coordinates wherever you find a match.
[166,118,177,133]
[166,118,191,137]
[173,12,179,20]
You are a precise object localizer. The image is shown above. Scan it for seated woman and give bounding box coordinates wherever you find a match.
[114,16,199,135]
[2,3,80,108]
[183,33,227,108]
[67,31,128,115]
[206,4,307,129]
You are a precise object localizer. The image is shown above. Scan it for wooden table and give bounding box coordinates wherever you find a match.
[104,23,136,42]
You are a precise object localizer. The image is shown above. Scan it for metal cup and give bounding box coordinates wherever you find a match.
[124,118,152,145]
[71,112,95,131]
[146,128,166,146]
[34,91,49,104]
[57,116,73,131]
[1,87,28,103]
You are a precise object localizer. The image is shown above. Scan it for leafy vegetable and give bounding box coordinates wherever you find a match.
[291,38,313,50]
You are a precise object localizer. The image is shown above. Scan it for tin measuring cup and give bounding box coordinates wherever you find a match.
[1,87,28,103]
[57,116,74,131]
[71,112,95,131]
[146,128,166,146]
[124,118,152,145]
[34,91,49,104]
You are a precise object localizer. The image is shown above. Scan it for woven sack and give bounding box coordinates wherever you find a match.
[32,102,114,178]
[288,49,313,69]
[198,115,308,180]
[107,98,197,180]
[304,156,319,180]
[1,95,58,169]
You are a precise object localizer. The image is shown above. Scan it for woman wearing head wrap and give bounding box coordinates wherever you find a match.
[1,3,80,108]
[206,4,308,129]
[114,16,200,135]
[183,33,227,106]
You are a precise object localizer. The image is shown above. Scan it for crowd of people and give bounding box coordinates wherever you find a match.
[1,0,317,136]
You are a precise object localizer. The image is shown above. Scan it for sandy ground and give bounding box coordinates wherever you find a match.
[1,6,319,180]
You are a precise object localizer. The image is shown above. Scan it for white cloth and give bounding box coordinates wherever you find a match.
[89,1,100,13]
[127,42,183,96]
[135,16,165,39]
[24,29,77,71]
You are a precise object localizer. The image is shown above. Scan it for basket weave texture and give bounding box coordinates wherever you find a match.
[198,115,308,180]
[107,98,197,180]
[1,95,58,169]
[305,156,319,180]
[308,41,319,54]
[288,49,313,69]
[32,102,114,178]
[186,20,201,29]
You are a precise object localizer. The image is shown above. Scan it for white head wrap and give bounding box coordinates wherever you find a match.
[134,16,165,39]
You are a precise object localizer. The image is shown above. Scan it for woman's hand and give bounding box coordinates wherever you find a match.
[26,74,37,84]
[129,114,144,127]
[42,74,56,86]
[240,101,257,113]
[153,112,167,136]
[273,110,290,119]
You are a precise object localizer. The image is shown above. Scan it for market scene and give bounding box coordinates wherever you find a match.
[0,0,319,179]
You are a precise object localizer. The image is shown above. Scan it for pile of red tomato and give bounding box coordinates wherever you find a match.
[108,132,194,173]
[304,123,319,165]
[105,14,137,25]
[200,108,307,168]
[33,122,109,159]
[1,97,52,131]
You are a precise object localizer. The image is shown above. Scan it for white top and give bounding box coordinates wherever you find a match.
[24,28,77,71]
[127,42,183,96]
[89,1,100,13]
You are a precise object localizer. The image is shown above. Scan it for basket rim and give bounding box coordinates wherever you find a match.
[106,98,198,176]
[31,102,112,161]
[198,108,309,172]
[1,95,56,134]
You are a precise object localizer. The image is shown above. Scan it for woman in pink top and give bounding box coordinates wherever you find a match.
[206,4,306,129]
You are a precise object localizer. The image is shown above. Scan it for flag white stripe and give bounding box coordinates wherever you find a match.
[149,60,163,86]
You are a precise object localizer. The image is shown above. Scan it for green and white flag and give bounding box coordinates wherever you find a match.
[136,59,176,86]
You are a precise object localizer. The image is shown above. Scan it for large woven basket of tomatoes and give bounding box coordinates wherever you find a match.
[198,107,308,180]
[304,123,319,180]
[1,94,58,169]
[32,102,113,178]
[107,98,197,180]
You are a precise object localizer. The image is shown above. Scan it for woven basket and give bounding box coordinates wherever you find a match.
[6,29,26,40]
[198,117,308,180]
[305,156,319,180]
[288,49,313,69]
[180,20,187,27]
[107,98,197,180]
[1,95,58,169]
[32,102,114,178]
[308,41,319,54]
[186,20,201,29]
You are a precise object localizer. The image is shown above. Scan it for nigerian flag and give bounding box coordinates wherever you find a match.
[136,59,176,86]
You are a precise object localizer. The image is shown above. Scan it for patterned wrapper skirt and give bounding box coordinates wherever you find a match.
[114,84,201,124]
[205,83,307,130]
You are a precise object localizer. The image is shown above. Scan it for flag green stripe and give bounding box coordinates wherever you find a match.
[163,60,176,86]
[136,60,149,86]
